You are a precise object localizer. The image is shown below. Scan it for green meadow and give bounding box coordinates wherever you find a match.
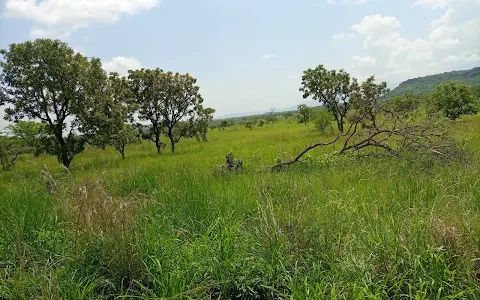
[1,116,480,299]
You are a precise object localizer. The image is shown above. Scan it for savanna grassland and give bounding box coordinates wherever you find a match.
[1,115,480,299]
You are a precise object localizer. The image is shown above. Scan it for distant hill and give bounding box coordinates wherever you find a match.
[388,67,480,98]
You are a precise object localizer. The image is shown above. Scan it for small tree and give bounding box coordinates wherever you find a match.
[0,135,21,170]
[265,115,278,124]
[314,110,333,134]
[257,119,265,127]
[351,76,388,128]
[218,120,230,131]
[244,119,255,131]
[430,81,478,120]
[111,124,139,159]
[7,121,46,157]
[389,94,421,117]
[191,107,215,141]
[300,65,357,132]
[297,104,312,125]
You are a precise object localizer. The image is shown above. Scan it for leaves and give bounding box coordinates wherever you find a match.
[430,81,479,120]
[300,65,357,132]
[297,104,312,125]
[0,39,108,167]
[129,69,205,153]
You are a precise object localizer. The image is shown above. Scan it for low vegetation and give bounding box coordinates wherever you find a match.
[1,38,480,299]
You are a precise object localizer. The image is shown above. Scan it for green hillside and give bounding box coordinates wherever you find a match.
[389,66,480,98]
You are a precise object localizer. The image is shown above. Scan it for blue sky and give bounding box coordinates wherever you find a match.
[0,0,479,122]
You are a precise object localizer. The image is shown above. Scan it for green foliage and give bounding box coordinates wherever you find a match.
[1,117,480,298]
[389,67,480,98]
[430,81,478,120]
[158,72,204,153]
[218,119,232,130]
[84,72,137,150]
[257,119,265,127]
[6,121,46,157]
[265,114,279,124]
[296,104,312,125]
[244,119,255,130]
[129,68,166,155]
[389,94,422,116]
[193,107,215,141]
[0,135,21,170]
[351,76,389,127]
[129,69,204,154]
[300,65,357,132]
[313,110,333,134]
[111,124,140,158]
[0,39,108,168]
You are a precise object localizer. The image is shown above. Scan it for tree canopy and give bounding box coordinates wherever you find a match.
[0,39,108,167]
[430,81,478,120]
[300,65,357,132]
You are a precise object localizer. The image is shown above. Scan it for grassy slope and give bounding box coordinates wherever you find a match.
[1,117,480,299]
[389,67,480,98]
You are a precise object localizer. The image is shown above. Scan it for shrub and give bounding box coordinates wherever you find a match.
[314,111,333,134]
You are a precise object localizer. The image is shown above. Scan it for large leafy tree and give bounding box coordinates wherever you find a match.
[0,39,108,168]
[84,72,136,149]
[159,72,204,153]
[300,65,357,132]
[430,81,478,120]
[128,68,166,155]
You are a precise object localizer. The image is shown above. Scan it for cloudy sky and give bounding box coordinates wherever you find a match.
[0,0,479,121]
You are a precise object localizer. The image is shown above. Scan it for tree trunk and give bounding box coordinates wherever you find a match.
[338,116,344,133]
[60,154,72,168]
[121,144,125,159]
[154,132,161,155]
[168,129,175,153]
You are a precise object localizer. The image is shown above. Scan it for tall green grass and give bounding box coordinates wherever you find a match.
[1,117,480,299]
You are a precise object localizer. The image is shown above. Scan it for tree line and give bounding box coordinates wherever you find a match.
[0,39,215,169]
[271,65,479,170]
[1,39,479,171]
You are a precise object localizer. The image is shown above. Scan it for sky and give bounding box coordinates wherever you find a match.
[0,0,479,123]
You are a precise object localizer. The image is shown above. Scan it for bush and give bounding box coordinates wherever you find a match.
[314,111,333,134]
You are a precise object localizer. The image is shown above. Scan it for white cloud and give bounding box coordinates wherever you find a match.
[332,32,356,41]
[261,54,277,59]
[4,0,161,39]
[414,0,451,9]
[30,26,71,39]
[351,14,401,37]
[443,53,480,63]
[353,55,376,65]
[343,0,480,84]
[326,0,369,4]
[103,57,142,75]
